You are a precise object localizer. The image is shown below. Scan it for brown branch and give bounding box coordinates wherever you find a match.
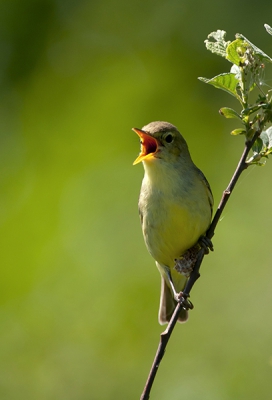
[140,305,181,400]
[140,128,262,400]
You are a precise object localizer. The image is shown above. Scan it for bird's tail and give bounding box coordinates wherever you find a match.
[158,275,188,325]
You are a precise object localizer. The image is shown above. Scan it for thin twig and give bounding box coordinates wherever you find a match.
[140,306,181,400]
[140,128,261,400]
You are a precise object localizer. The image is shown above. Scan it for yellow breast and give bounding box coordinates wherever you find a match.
[139,159,211,268]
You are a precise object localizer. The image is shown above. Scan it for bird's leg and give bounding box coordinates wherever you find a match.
[165,270,194,310]
[165,269,178,298]
[198,235,213,254]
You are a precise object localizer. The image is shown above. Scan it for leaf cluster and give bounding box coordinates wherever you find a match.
[199,25,272,166]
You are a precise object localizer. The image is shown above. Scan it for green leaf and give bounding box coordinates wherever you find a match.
[230,64,241,79]
[263,126,272,148]
[264,24,272,36]
[204,30,231,58]
[231,128,246,136]
[252,137,263,154]
[252,131,272,159]
[236,33,272,63]
[198,73,239,99]
[219,107,241,119]
[241,103,267,117]
[260,131,269,147]
[226,39,248,65]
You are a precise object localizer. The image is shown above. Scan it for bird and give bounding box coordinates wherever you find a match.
[133,121,213,324]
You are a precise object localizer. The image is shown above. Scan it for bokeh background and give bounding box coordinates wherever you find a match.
[1,1,272,399]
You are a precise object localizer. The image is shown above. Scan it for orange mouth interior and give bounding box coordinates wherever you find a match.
[132,128,158,165]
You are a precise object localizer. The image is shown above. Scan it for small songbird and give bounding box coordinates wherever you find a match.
[133,121,213,324]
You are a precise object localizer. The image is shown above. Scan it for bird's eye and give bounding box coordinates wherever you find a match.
[165,133,173,143]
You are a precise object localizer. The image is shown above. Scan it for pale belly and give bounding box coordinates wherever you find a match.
[141,199,210,268]
[139,160,212,270]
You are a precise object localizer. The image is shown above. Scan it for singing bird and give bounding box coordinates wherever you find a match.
[133,121,213,324]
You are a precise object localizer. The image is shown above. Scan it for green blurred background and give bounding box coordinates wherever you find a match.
[1,1,272,399]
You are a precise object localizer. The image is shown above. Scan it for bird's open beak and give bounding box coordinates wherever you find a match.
[132,128,158,165]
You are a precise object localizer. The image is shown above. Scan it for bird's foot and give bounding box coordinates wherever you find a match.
[175,292,194,310]
[165,270,194,310]
[198,235,213,254]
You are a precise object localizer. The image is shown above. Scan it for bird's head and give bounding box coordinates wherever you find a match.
[133,121,190,165]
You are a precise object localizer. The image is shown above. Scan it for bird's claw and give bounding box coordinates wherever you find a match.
[198,235,213,254]
[175,292,194,310]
